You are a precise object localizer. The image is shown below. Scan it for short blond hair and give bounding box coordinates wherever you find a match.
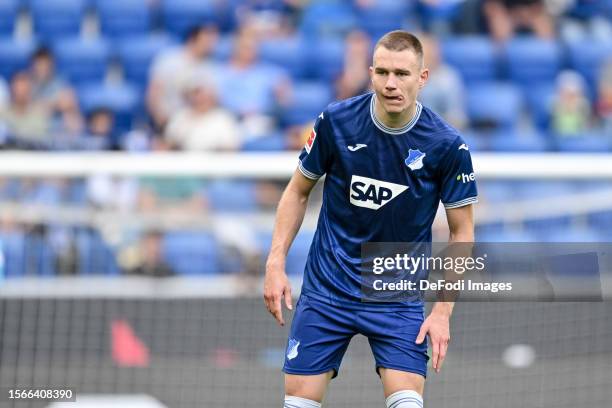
[374,30,424,63]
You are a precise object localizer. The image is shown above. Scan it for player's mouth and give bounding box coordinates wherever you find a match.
[383,95,404,103]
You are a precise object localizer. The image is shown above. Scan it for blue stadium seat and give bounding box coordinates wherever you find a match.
[567,40,612,94]
[0,0,19,37]
[78,82,141,132]
[162,231,219,275]
[588,210,612,232]
[161,0,217,38]
[516,182,573,200]
[116,34,176,87]
[76,228,120,275]
[31,0,86,41]
[286,230,314,276]
[534,227,602,243]
[241,133,287,151]
[310,38,345,81]
[466,82,523,130]
[478,181,516,203]
[524,216,573,234]
[356,0,411,40]
[477,230,536,242]
[206,181,258,212]
[280,81,333,126]
[218,64,287,115]
[488,130,549,152]
[504,38,562,86]
[97,0,153,39]
[24,234,55,276]
[300,1,357,38]
[524,83,555,131]
[0,231,25,277]
[258,36,308,79]
[53,37,110,85]
[0,38,36,79]
[554,132,611,152]
[442,36,497,84]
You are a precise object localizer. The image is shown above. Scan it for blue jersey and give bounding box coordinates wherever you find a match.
[297,93,478,310]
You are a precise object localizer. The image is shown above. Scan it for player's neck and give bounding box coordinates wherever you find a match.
[373,96,417,129]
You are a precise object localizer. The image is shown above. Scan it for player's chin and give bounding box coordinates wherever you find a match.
[383,103,407,114]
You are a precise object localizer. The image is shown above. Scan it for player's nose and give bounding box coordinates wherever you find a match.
[385,74,398,89]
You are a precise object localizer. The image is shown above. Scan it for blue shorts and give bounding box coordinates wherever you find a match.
[282,294,429,378]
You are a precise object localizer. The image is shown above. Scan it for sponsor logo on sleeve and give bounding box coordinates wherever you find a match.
[305,129,316,154]
[456,172,476,183]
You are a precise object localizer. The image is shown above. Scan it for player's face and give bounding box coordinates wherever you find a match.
[369,47,428,117]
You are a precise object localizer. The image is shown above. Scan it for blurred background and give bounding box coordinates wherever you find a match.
[0,0,611,407]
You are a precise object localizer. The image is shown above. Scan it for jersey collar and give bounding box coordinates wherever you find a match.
[370,93,422,135]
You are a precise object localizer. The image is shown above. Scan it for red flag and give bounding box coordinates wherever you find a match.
[111,319,150,367]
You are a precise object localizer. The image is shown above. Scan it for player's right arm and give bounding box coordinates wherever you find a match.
[264,169,317,326]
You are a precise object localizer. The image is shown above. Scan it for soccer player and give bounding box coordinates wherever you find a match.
[264,30,477,408]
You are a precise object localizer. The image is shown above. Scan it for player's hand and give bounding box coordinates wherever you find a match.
[415,311,451,374]
[263,263,293,326]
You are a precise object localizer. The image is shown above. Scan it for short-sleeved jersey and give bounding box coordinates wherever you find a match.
[297,93,478,310]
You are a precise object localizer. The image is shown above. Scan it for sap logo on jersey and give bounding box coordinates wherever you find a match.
[456,172,475,183]
[350,175,408,210]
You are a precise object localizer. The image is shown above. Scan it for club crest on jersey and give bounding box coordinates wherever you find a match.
[350,175,408,210]
[305,129,316,154]
[405,149,425,170]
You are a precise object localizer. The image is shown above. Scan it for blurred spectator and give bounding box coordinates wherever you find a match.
[83,108,115,150]
[234,0,303,37]
[146,24,220,130]
[87,174,138,212]
[122,230,175,277]
[53,108,116,150]
[595,60,612,133]
[29,47,83,135]
[483,0,555,42]
[419,34,467,130]
[0,71,50,146]
[165,76,241,151]
[335,30,372,100]
[217,24,291,128]
[417,0,466,35]
[551,70,592,137]
[556,0,612,42]
[138,141,206,214]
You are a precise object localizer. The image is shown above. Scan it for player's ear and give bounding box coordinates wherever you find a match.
[418,68,429,89]
[369,66,374,83]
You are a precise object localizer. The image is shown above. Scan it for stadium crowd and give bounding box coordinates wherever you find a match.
[0,0,610,277]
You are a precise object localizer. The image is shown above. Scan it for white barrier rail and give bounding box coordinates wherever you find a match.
[0,152,611,179]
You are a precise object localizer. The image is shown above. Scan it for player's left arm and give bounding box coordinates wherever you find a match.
[415,204,475,373]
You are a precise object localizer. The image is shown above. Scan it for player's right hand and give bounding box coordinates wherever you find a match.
[263,265,293,326]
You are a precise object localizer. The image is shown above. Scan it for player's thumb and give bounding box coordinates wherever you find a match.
[415,323,428,344]
[284,285,293,310]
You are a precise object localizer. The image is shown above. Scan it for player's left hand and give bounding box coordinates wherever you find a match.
[415,311,450,374]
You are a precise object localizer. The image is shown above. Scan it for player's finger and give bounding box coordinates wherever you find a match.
[438,341,448,371]
[273,296,285,326]
[415,322,428,344]
[284,286,293,310]
[432,339,440,372]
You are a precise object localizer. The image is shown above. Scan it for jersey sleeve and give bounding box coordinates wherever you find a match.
[297,111,334,180]
[439,136,478,209]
